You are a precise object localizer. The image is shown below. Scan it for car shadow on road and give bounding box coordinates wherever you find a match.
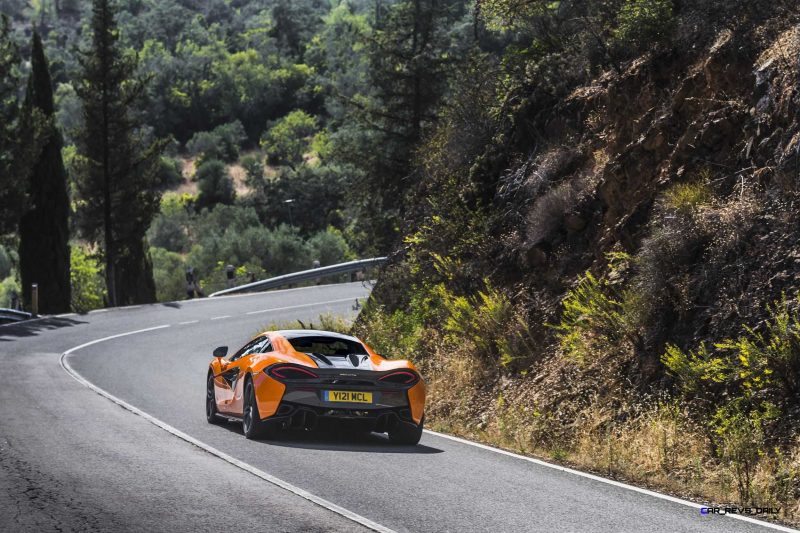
[0,316,87,342]
[218,422,444,454]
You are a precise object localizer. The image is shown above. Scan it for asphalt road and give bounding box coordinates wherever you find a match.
[0,282,795,533]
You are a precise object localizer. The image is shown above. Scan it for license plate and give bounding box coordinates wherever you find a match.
[323,390,373,403]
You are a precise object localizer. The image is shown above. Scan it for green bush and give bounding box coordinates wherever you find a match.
[186,120,247,163]
[71,247,105,313]
[711,399,778,502]
[0,275,20,308]
[157,156,184,189]
[148,193,192,252]
[146,203,357,301]
[257,163,349,235]
[444,283,531,367]
[355,281,451,361]
[614,0,675,50]
[552,270,630,364]
[308,226,354,266]
[663,295,800,403]
[196,159,235,208]
[261,110,317,168]
[150,246,187,302]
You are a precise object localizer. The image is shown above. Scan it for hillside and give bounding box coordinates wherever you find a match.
[356,0,800,524]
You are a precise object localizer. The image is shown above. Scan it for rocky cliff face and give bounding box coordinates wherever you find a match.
[500,17,800,356]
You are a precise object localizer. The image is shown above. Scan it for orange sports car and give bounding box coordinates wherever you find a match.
[206,329,426,444]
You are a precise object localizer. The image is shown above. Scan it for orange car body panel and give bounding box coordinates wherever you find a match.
[252,371,284,418]
[209,330,426,424]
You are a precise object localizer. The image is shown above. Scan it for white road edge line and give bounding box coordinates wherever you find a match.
[59,324,394,533]
[210,315,231,320]
[178,320,199,325]
[245,297,356,315]
[424,430,797,532]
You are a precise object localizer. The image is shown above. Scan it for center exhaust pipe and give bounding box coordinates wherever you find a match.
[289,409,318,431]
[374,412,399,433]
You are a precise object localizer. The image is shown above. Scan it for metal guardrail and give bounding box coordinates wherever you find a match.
[0,308,33,325]
[209,257,388,297]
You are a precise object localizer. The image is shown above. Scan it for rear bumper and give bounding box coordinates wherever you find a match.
[264,401,417,433]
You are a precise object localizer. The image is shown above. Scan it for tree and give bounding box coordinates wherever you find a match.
[196,159,235,208]
[17,31,71,313]
[261,110,317,168]
[74,0,164,306]
[339,0,468,251]
[0,15,23,236]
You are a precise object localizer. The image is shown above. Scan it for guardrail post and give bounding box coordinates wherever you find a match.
[31,283,38,316]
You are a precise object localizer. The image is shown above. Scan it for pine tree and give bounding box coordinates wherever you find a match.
[346,0,467,251]
[17,31,71,313]
[75,0,163,306]
[0,15,23,235]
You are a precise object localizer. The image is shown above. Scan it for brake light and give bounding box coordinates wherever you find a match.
[378,371,417,385]
[268,365,318,380]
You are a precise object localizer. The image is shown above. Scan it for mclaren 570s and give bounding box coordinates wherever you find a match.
[206,329,426,444]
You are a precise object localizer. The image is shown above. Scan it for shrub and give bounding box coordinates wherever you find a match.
[712,399,777,502]
[552,269,631,364]
[261,110,317,168]
[526,179,580,244]
[148,193,192,252]
[662,180,713,214]
[444,283,533,367]
[663,295,800,404]
[196,159,235,208]
[308,226,354,266]
[150,247,187,302]
[186,120,247,163]
[157,156,184,189]
[614,0,675,50]
[70,247,105,313]
[0,275,20,308]
[259,164,348,234]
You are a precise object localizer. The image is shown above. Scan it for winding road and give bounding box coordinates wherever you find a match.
[0,282,795,532]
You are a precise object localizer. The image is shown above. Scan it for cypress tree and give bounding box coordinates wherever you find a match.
[0,15,24,235]
[18,31,71,313]
[75,0,163,306]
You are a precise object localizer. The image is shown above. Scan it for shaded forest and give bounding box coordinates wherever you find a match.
[0,0,474,307]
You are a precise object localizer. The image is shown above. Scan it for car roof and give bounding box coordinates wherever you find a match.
[272,329,362,343]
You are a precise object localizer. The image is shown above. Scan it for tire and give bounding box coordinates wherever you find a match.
[388,416,424,445]
[243,379,276,440]
[206,373,223,425]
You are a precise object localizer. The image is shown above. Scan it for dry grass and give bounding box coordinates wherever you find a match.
[227,162,253,197]
[413,338,800,527]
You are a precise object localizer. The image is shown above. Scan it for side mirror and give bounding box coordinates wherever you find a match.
[213,346,228,359]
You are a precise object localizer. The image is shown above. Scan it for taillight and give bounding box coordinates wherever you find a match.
[267,365,318,381]
[378,371,417,385]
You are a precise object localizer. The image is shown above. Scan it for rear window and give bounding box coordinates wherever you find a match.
[287,336,367,357]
